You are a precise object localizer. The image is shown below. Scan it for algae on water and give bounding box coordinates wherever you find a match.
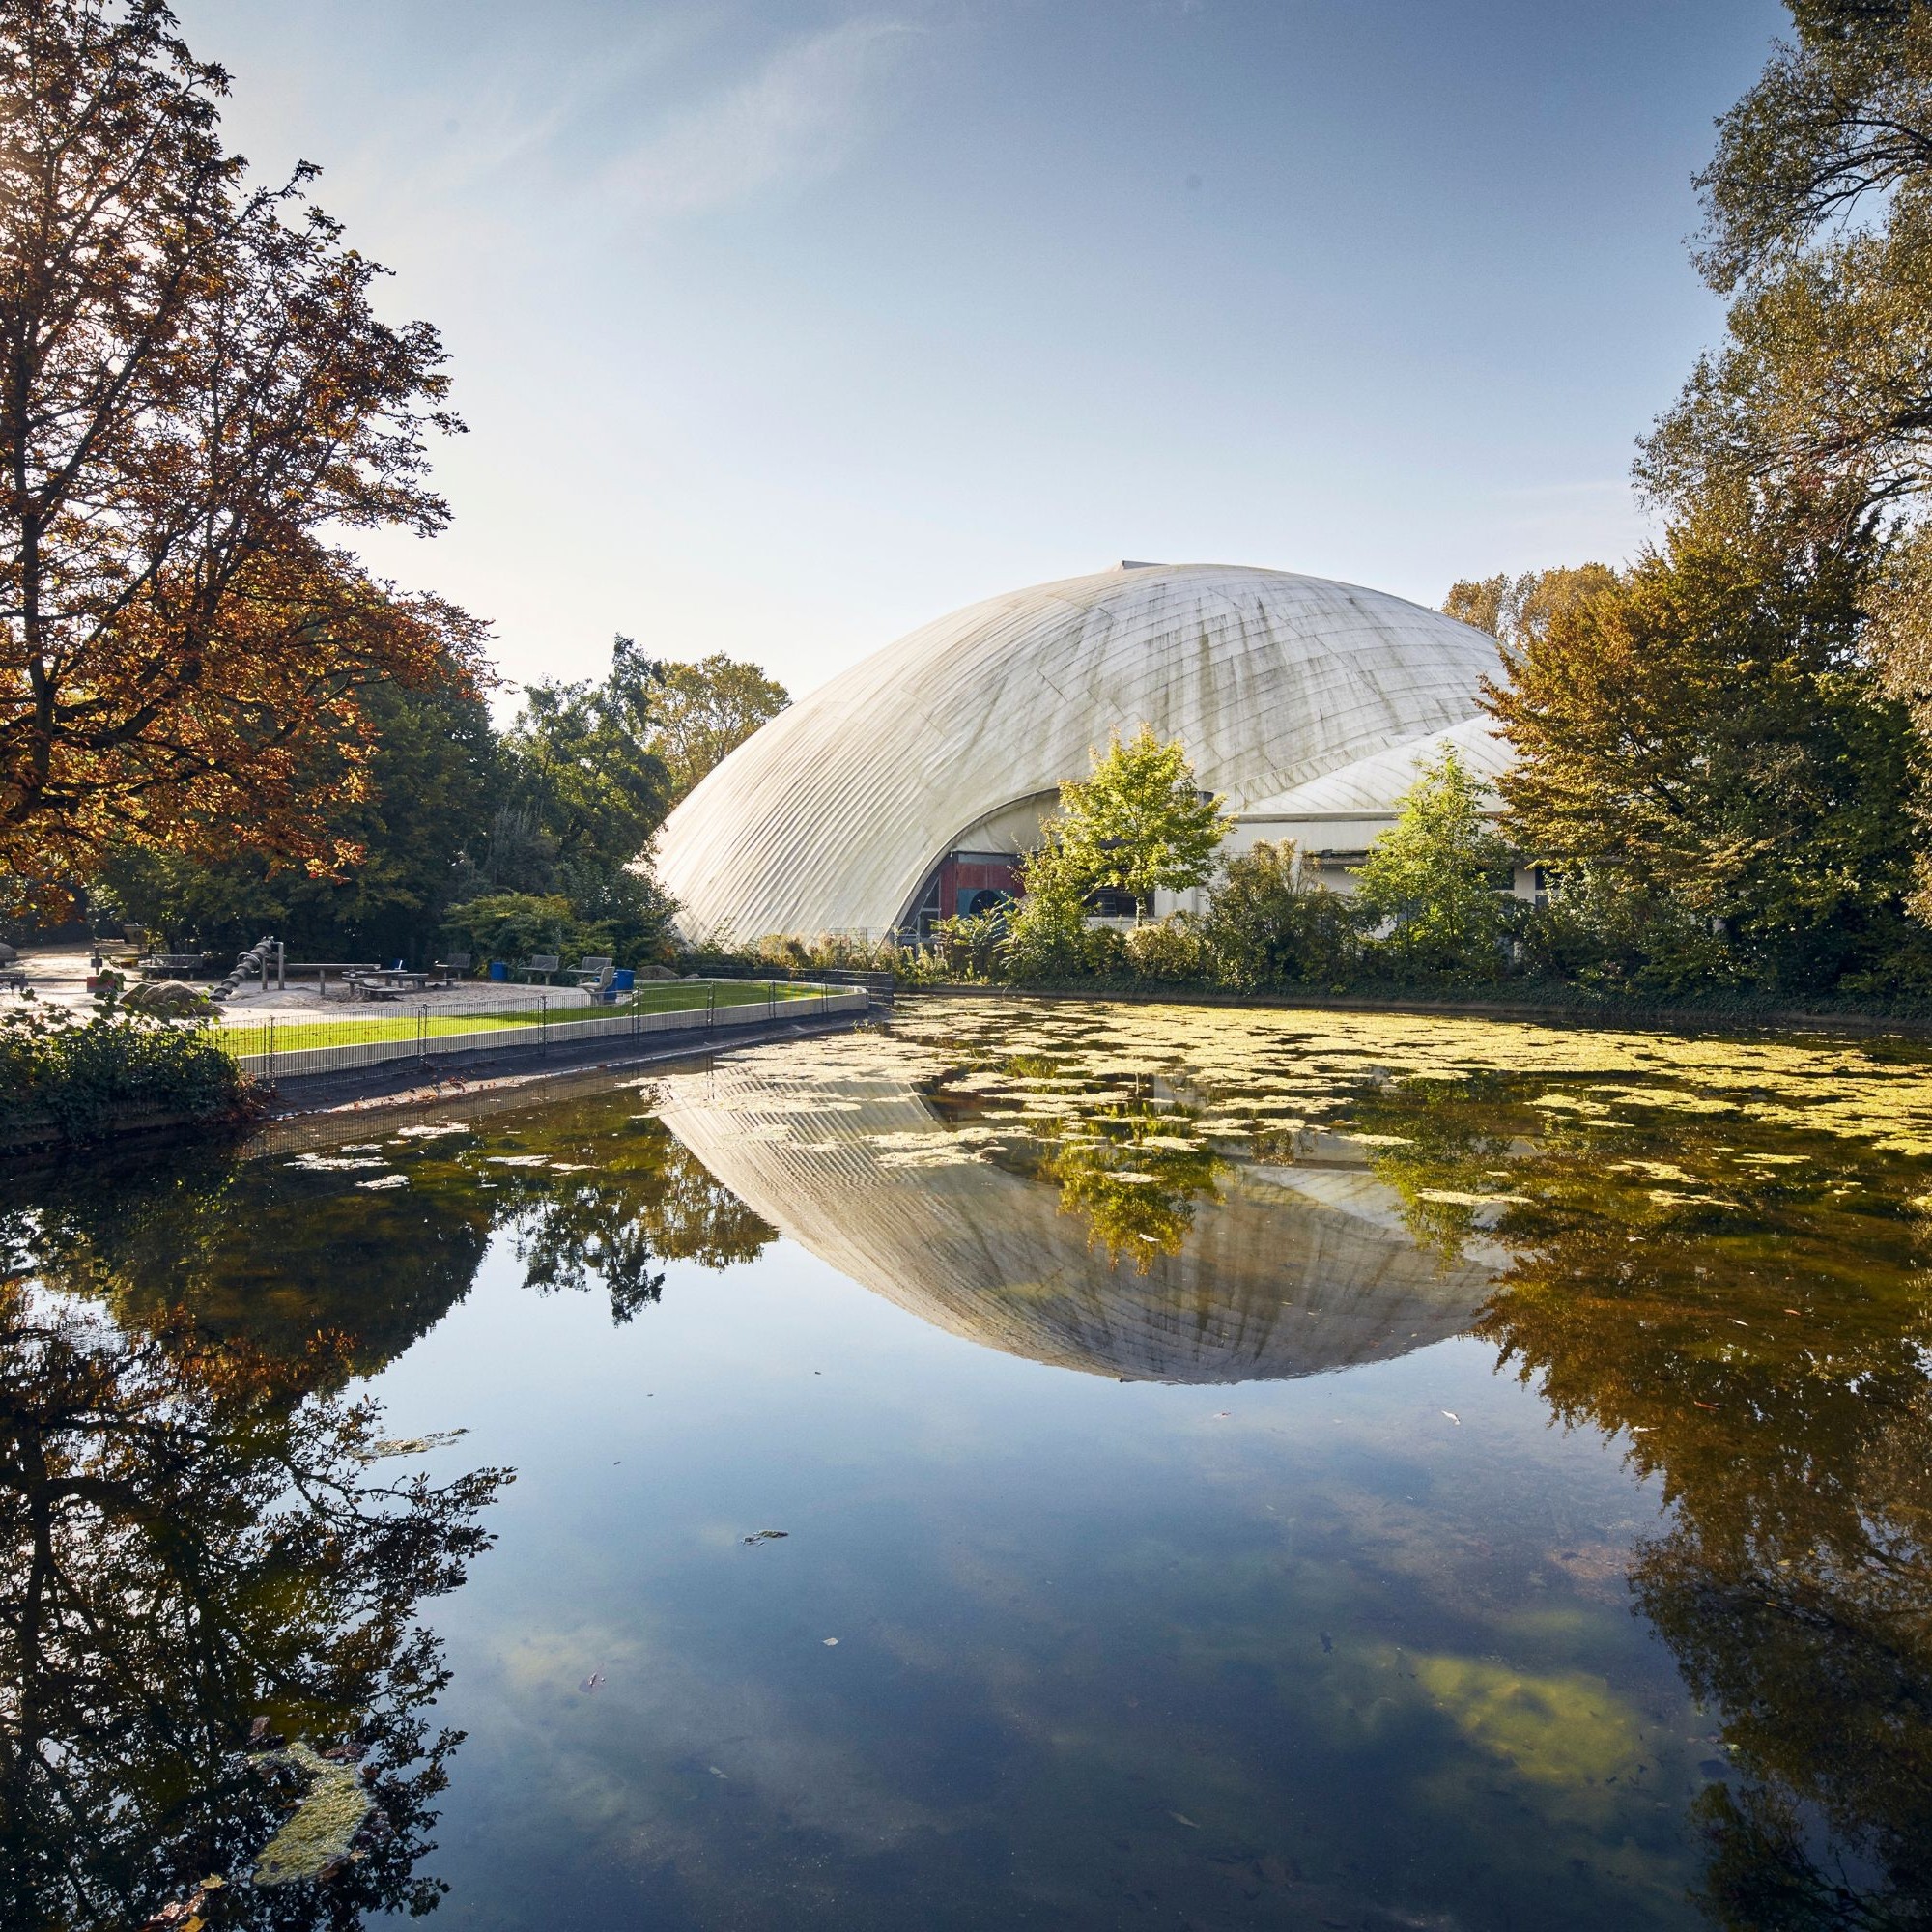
[251,1742,372,1885]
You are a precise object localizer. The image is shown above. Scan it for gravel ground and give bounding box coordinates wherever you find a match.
[4,945,612,1016]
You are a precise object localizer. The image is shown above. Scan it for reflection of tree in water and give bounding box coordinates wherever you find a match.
[1357,1078,1932,1929]
[5,1133,489,1372]
[0,1277,508,1930]
[0,1091,771,1925]
[1040,1112,1222,1270]
[923,1059,1223,1271]
[4,1102,776,1341]
[477,1115,776,1321]
[1337,1071,1522,1263]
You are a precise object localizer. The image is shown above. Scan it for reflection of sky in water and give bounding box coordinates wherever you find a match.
[11,996,1931,1929]
[372,1243,1683,1931]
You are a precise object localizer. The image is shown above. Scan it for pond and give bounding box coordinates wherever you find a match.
[3,995,1929,1931]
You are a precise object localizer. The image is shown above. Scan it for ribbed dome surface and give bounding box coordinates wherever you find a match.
[656,562,1498,940]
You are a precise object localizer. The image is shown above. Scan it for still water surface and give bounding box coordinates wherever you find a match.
[4,997,1929,1930]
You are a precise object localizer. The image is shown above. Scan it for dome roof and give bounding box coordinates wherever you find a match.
[656,561,1499,940]
[1239,716,1511,822]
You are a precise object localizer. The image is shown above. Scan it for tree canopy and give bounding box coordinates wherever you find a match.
[1351,748,1515,980]
[644,651,788,806]
[1637,0,1932,730]
[0,0,485,910]
[1483,499,1927,991]
[1443,565,1619,650]
[1045,725,1229,914]
[91,674,497,960]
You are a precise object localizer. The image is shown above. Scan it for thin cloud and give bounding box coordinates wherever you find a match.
[608,16,919,220]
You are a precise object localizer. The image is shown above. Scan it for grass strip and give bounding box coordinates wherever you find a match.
[213,980,826,1056]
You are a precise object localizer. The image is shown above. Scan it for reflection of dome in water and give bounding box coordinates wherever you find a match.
[658,1054,1492,1385]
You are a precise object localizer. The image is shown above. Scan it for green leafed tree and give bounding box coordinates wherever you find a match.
[1636,1,1932,745]
[1352,748,1515,980]
[474,636,678,961]
[1484,499,1927,991]
[1046,725,1230,916]
[997,842,1096,981]
[499,636,668,888]
[90,676,497,961]
[645,653,789,806]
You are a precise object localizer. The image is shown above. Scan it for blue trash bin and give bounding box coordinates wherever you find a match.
[488,959,508,982]
[612,968,634,993]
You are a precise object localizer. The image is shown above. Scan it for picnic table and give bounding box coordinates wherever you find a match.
[137,953,211,980]
[348,970,431,1001]
[297,962,382,998]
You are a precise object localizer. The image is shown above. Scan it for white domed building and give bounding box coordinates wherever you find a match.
[656,561,1516,944]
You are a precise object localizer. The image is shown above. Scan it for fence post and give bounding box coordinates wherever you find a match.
[418,1002,429,1065]
[267,1014,275,1086]
[708,980,715,1037]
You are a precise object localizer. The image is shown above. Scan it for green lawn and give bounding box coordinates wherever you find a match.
[215,978,828,1056]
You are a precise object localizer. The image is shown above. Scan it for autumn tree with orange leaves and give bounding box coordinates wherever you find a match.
[0,0,485,912]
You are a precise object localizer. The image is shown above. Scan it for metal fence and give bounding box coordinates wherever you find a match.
[696,960,897,1007]
[213,978,868,1083]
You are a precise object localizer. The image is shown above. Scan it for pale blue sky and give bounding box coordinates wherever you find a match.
[180,0,1784,702]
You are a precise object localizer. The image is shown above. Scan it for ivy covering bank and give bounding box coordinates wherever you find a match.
[0,1008,251,1143]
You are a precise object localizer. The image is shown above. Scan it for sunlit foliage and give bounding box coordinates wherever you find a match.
[644,652,789,806]
[1351,748,1516,980]
[0,0,486,910]
[1484,501,1927,993]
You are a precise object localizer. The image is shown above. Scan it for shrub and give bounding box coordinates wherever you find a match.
[1080,922,1127,978]
[1198,842,1359,987]
[929,912,1005,980]
[1000,869,1091,980]
[0,1007,251,1142]
[441,891,644,968]
[441,892,575,963]
[1123,915,1205,982]
[1518,867,1741,997]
